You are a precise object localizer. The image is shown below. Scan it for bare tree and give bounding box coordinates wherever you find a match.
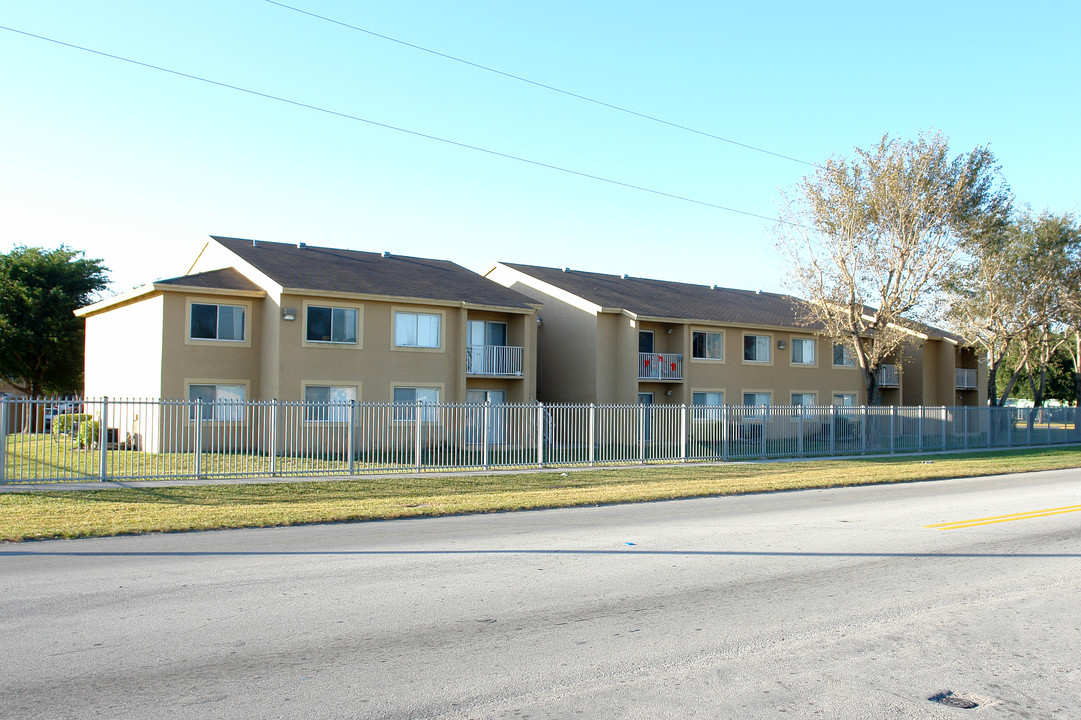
[776,130,1010,404]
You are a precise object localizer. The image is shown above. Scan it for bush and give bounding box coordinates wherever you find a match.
[52,413,93,436]
[77,419,100,449]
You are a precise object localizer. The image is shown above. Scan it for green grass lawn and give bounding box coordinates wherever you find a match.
[3,446,1080,542]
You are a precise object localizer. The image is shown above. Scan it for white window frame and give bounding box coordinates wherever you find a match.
[304,384,358,422]
[742,333,772,364]
[393,309,444,350]
[187,382,247,421]
[304,303,361,346]
[790,337,816,366]
[691,330,724,361]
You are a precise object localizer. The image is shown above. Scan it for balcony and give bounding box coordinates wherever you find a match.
[639,352,683,381]
[956,368,978,389]
[466,345,523,376]
[877,364,899,387]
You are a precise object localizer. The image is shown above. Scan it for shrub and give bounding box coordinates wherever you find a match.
[52,413,93,436]
[77,419,101,449]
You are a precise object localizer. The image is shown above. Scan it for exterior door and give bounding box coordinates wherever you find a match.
[638,392,653,443]
[468,321,508,373]
[466,389,506,444]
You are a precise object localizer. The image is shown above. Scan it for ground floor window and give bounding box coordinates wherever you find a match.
[832,393,857,406]
[692,391,724,420]
[393,387,440,421]
[189,383,245,420]
[304,385,357,421]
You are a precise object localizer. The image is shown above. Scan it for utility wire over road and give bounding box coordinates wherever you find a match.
[265,0,822,169]
[0,24,811,229]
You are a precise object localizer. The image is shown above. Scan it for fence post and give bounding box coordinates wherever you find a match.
[414,400,423,471]
[639,404,646,464]
[194,400,203,479]
[722,405,729,461]
[963,407,968,450]
[588,403,595,466]
[941,407,947,451]
[269,399,279,476]
[860,406,867,455]
[1006,408,1012,447]
[347,400,356,475]
[917,406,924,453]
[98,397,109,481]
[829,404,835,457]
[680,404,688,462]
[482,400,491,470]
[760,410,766,460]
[0,397,7,482]
[889,406,896,454]
[797,412,803,458]
[537,402,544,467]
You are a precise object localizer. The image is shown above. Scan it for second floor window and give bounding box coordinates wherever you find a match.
[744,335,770,362]
[395,312,441,348]
[791,338,815,365]
[307,306,358,344]
[692,331,723,360]
[833,343,856,366]
[190,303,245,341]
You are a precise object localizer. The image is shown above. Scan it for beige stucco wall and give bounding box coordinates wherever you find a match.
[486,268,595,403]
[270,294,536,404]
[159,291,263,400]
[83,294,165,399]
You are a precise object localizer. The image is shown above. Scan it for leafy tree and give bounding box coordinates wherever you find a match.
[995,336,1075,403]
[776,130,1010,404]
[946,212,1056,406]
[0,246,109,398]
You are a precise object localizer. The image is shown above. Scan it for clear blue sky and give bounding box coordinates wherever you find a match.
[2,1,1078,296]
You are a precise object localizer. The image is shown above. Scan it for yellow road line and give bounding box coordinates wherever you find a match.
[926,504,1081,530]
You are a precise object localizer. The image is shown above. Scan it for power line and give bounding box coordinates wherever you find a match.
[264,0,822,169]
[0,24,811,229]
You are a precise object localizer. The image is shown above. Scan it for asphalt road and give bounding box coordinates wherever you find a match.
[3,468,1081,719]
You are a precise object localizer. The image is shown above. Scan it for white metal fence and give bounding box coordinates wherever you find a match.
[1,396,1078,483]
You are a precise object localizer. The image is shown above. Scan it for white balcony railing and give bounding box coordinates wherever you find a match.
[639,352,683,380]
[877,364,899,387]
[956,368,978,389]
[466,345,523,376]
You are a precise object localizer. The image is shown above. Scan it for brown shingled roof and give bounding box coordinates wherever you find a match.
[156,267,264,292]
[215,237,534,309]
[500,262,964,341]
[501,262,817,329]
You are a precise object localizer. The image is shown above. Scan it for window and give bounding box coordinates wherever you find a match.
[832,393,857,406]
[395,312,441,348]
[190,303,245,341]
[393,386,440,421]
[692,391,724,420]
[791,338,815,365]
[791,392,817,407]
[305,385,356,421]
[743,334,770,362]
[833,344,856,367]
[306,306,357,344]
[743,391,771,417]
[189,383,245,420]
[692,331,723,360]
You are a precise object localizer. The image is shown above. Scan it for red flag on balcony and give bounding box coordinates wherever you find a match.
[671,362,677,371]
[644,358,650,366]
